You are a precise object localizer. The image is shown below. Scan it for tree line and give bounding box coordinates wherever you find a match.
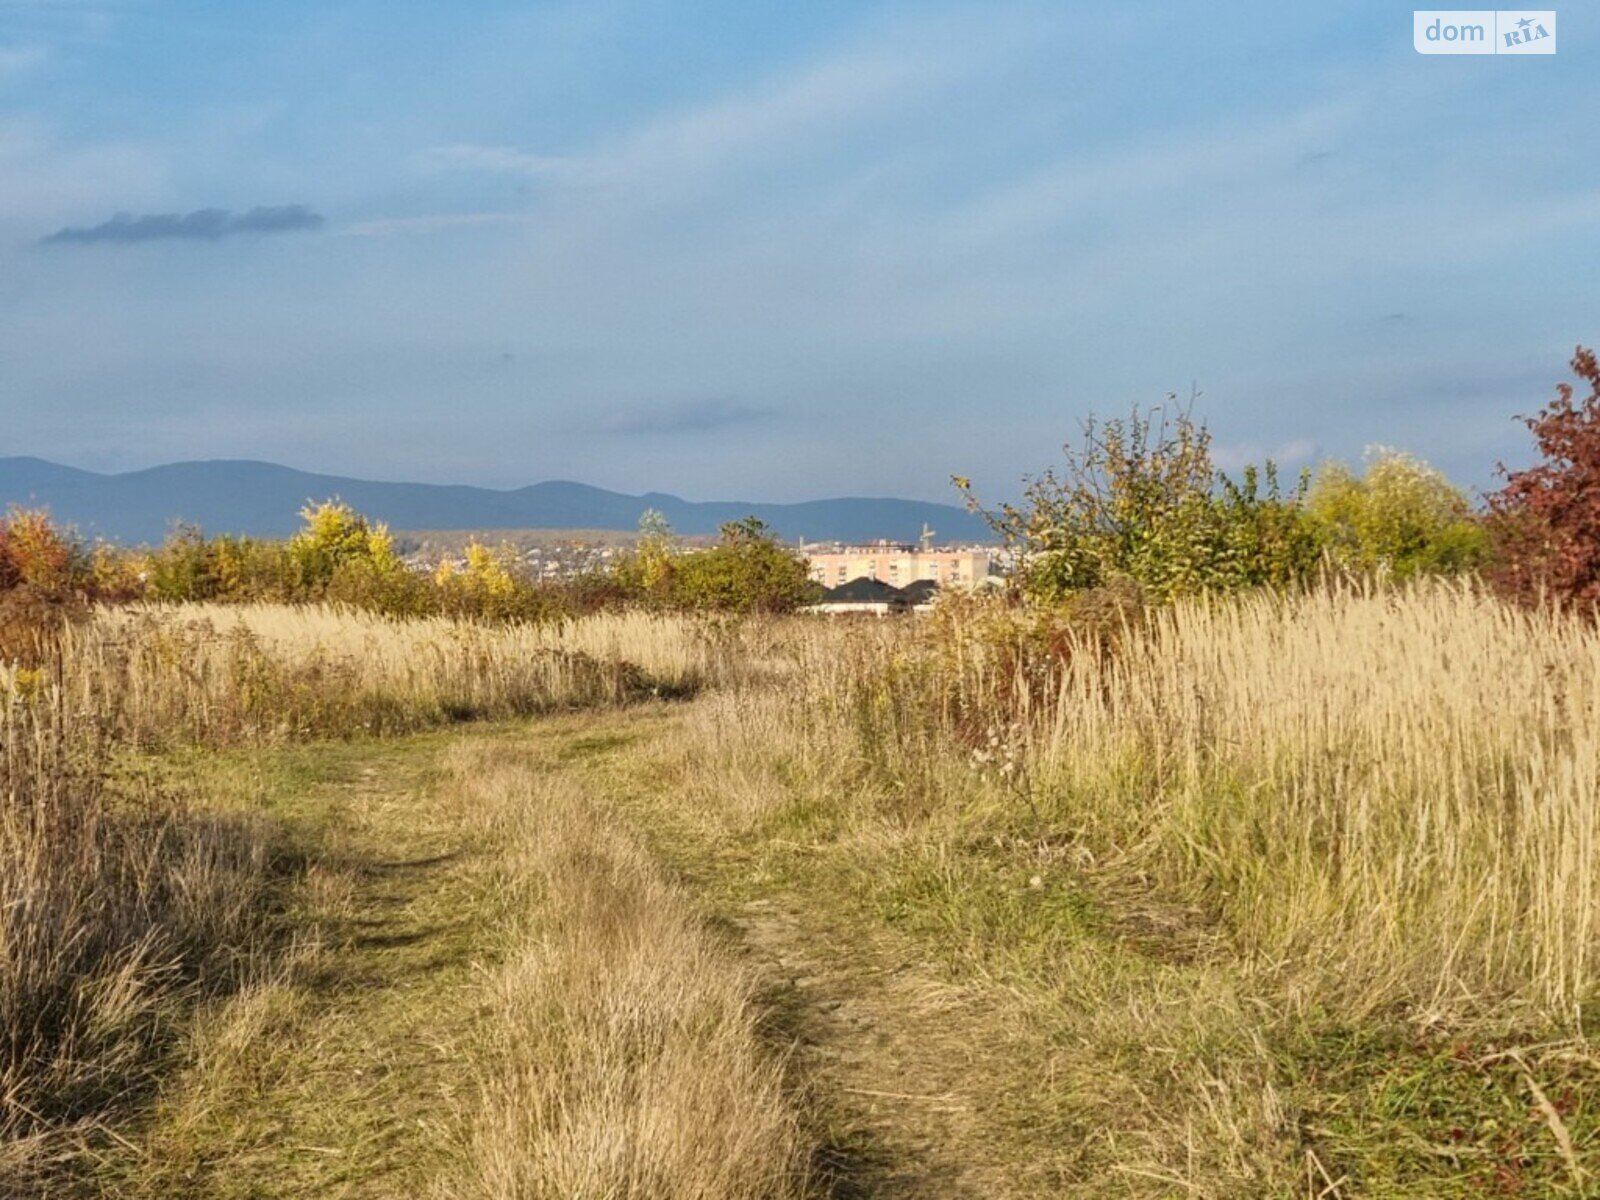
[5,343,1600,636]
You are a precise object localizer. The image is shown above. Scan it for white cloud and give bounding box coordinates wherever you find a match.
[0,117,166,227]
[1212,438,1318,472]
[938,99,1358,249]
[343,210,536,237]
[425,15,1001,206]
[0,43,46,79]
[423,144,605,186]
[6,2,1590,500]
[591,47,941,184]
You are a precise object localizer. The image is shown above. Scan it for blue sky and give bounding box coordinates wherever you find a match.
[0,1,1594,503]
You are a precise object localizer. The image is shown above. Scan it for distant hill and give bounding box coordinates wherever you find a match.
[0,457,994,546]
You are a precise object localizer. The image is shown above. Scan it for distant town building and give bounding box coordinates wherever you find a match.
[804,527,995,590]
[808,577,913,616]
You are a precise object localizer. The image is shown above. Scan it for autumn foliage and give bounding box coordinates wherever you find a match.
[956,405,1322,602]
[0,508,81,595]
[1487,345,1600,609]
[0,508,90,664]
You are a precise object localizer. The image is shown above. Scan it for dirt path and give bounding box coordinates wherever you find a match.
[64,701,1597,1199]
[734,899,999,1198]
[91,729,508,1198]
[113,709,1081,1199]
[78,706,1192,1198]
[573,717,1094,1200]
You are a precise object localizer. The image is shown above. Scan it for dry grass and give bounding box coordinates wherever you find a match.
[8,604,724,746]
[766,581,1600,1025]
[0,694,270,1183]
[654,582,1600,1193]
[0,603,726,1186]
[7,580,1599,1194]
[1021,581,1600,1022]
[443,747,807,1200]
[173,604,719,690]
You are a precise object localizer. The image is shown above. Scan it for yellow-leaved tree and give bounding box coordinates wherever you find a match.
[1306,448,1485,580]
[288,500,407,599]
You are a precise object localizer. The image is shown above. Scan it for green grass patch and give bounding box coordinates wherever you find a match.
[1290,1024,1598,1197]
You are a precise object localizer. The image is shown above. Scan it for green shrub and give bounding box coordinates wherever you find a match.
[212,535,296,601]
[958,405,1320,602]
[147,526,224,601]
[606,514,818,613]
[325,556,434,617]
[431,542,571,623]
[144,503,515,619]
[666,518,820,613]
[66,500,815,623]
[1306,448,1485,580]
[607,509,678,606]
[147,528,302,603]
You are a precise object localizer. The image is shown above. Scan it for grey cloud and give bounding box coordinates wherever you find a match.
[42,204,324,244]
[593,399,771,436]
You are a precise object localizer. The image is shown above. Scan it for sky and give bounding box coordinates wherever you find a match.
[0,1,1595,504]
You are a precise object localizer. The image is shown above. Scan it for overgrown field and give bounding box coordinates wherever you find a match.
[0,606,722,1190]
[2,584,1597,1196]
[680,581,1600,1194]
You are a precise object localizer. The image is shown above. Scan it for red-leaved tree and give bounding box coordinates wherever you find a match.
[0,508,92,664]
[1487,346,1600,608]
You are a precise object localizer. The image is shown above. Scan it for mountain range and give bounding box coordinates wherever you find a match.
[0,457,993,546]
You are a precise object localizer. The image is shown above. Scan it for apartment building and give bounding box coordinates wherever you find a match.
[805,539,994,589]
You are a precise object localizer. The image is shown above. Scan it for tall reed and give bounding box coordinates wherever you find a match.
[0,692,269,1175]
[737,582,1600,1023]
[32,604,725,746]
[1032,581,1600,1020]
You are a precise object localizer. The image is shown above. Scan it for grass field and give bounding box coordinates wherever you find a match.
[2,587,1597,1197]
